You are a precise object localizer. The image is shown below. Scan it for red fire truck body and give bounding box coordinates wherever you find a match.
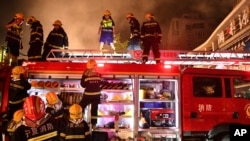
[1,61,250,140]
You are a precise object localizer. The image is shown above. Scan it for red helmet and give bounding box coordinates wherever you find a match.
[23,96,45,121]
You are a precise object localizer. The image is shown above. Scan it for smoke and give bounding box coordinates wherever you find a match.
[0,0,236,58]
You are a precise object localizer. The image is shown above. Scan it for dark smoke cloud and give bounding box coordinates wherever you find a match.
[0,0,236,58]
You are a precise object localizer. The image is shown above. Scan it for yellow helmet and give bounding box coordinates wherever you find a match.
[15,13,24,20]
[87,59,97,69]
[12,66,26,78]
[13,109,24,122]
[126,12,134,19]
[104,10,111,16]
[46,92,59,105]
[53,20,62,26]
[145,13,154,19]
[26,16,36,25]
[69,104,83,119]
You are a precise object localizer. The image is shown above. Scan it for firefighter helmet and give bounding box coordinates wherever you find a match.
[87,59,97,69]
[69,104,83,119]
[23,96,45,121]
[15,13,24,20]
[26,16,36,25]
[12,66,26,78]
[46,92,59,105]
[104,10,111,16]
[145,13,154,19]
[126,12,134,19]
[53,20,62,26]
[13,109,24,122]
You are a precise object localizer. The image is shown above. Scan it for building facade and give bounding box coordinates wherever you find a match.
[166,13,216,50]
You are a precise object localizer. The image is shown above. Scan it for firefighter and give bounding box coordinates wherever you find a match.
[141,13,162,64]
[7,109,24,140]
[12,95,60,141]
[26,16,44,61]
[79,59,102,129]
[126,12,141,51]
[45,91,64,119]
[42,20,69,61]
[8,66,31,121]
[5,12,24,66]
[2,66,29,134]
[98,10,116,51]
[60,104,91,141]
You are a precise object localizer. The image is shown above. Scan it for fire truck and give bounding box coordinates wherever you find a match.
[1,49,250,141]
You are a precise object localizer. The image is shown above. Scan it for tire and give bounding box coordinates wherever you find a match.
[213,132,230,141]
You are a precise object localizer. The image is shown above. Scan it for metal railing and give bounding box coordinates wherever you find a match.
[46,49,250,65]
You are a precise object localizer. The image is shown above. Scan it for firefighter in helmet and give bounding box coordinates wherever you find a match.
[26,16,44,61]
[12,95,61,141]
[60,104,91,140]
[5,12,24,66]
[8,66,31,121]
[1,66,29,136]
[141,13,162,64]
[45,91,64,119]
[126,12,141,51]
[98,10,116,51]
[42,20,69,61]
[7,109,24,139]
[79,59,102,129]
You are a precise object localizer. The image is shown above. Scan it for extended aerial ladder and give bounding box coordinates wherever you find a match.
[46,49,250,70]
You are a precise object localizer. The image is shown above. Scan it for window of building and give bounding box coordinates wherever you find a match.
[186,25,191,30]
[192,23,204,29]
[193,77,222,97]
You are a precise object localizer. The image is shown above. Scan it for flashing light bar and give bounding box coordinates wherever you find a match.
[97,63,104,67]
[164,65,172,69]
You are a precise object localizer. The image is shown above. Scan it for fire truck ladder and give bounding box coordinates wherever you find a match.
[46,49,250,69]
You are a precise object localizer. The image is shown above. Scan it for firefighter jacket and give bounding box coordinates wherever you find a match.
[12,114,61,141]
[129,17,140,39]
[44,27,68,49]
[29,21,43,47]
[28,21,44,60]
[7,120,22,137]
[60,118,91,141]
[80,69,101,95]
[5,19,23,43]
[9,77,31,105]
[100,17,115,34]
[141,19,162,42]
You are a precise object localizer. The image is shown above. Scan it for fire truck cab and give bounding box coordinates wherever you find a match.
[181,68,250,140]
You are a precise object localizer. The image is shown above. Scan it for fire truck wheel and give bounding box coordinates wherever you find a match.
[213,132,229,141]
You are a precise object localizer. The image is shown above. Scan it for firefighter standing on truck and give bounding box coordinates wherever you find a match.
[126,12,141,51]
[98,10,116,51]
[79,59,102,130]
[12,95,61,141]
[5,13,24,66]
[60,104,91,141]
[141,13,162,64]
[42,20,68,61]
[26,16,44,61]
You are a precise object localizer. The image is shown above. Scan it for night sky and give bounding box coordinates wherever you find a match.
[0,0,236,57]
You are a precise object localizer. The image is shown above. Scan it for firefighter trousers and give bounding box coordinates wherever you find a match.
[79,94,100,125]
[142,38,161,63]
